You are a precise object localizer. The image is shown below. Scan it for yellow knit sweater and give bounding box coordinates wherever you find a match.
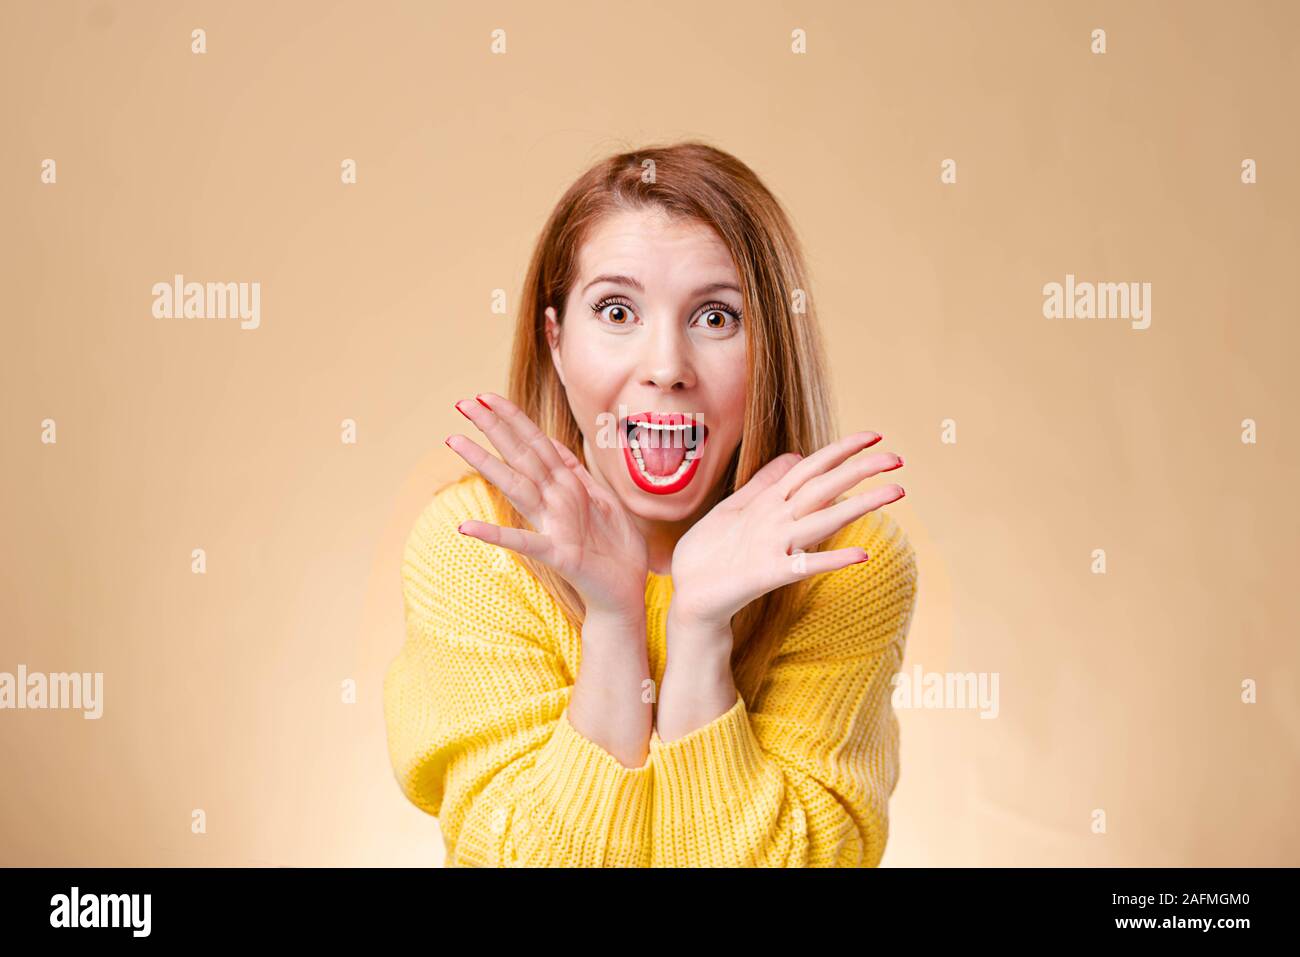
[383,472,918,867]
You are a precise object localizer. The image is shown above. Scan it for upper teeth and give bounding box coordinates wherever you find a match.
[627,421,701,454]
[630,421,695,430]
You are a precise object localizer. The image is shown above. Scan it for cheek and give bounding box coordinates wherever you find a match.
[702,352,748,435]
[560,335,628,429]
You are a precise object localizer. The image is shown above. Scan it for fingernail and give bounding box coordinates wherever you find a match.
[897,455,904,466]
[444,436,453,449]
[455,400,472,420]
[854,551,871,564]
[456,522,466,534]
[898,487,906,498]
[475,394,492,410]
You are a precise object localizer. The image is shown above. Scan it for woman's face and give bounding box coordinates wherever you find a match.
[546,206,748,524]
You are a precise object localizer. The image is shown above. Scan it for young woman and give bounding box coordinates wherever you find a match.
[383,142,917,867]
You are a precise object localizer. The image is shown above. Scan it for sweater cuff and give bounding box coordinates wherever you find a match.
[649,694,779,823]
[521,708,654,862]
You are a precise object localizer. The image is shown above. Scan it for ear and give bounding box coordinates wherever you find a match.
[544,306,566,388]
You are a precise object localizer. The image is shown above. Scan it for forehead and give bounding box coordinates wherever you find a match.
[575,207,738,285]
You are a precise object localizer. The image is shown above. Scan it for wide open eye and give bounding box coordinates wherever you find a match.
[591,296,636,326]
[691,302,743,334]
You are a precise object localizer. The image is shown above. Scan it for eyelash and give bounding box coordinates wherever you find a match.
[589,296,743,329]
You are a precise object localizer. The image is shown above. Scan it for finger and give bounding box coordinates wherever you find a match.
[775,431,882,502]
[549,436,602,500]
[446,433,543,519]
[787,451,903,520]
[477,392,570,481]
[780,546,871,585]
[454,394,554,488]
[788,484,905,551]
[726,452,804,511]
[550,435,584,473]
[457,519,554,564]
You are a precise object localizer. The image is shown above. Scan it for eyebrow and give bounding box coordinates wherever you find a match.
[580,274,741,297]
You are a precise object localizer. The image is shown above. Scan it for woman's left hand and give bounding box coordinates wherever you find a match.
[668,431,906,629]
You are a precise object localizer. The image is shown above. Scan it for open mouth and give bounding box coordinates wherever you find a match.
[620,411,709,495]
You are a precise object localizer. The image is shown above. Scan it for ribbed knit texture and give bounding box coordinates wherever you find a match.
[383,472,918,867]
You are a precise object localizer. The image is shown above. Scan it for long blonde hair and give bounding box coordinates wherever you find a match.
[461,141,837,703]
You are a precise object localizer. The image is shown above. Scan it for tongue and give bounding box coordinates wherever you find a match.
[635,426,688,476]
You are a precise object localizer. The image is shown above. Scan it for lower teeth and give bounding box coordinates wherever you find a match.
[629,436,699,485]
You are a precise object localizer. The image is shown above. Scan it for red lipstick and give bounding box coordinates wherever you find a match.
[620,411,708,495]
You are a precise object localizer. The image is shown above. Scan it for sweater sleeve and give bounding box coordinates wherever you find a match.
[382,479,654,867]
[648,509,918,867]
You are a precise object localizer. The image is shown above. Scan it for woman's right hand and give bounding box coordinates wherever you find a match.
[446,391,649,622]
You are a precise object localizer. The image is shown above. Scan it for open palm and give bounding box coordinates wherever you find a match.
[446,392,648,618]
[670,431,906,627]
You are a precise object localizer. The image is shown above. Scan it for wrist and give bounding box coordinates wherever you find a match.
[579,570,649,629]
[666,599,734,648]
[582,601,647,634]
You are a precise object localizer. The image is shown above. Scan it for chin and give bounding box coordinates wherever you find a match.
[618,482,711,523]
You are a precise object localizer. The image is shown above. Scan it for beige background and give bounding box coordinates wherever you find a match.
[2,0,1297,866]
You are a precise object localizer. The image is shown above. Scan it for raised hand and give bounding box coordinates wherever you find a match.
[668,431,905,628]
[446,392,649,621]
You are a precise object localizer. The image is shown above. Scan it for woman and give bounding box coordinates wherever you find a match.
[383,141,917,867]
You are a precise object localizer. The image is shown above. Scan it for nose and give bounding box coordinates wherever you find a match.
[637,317,695,392]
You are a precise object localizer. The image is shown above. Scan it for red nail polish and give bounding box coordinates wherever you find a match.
[455,401,471,420]
[456,522,466,534]
[475,394,492,410]
[854,551,871,564]
[898,487,906,498]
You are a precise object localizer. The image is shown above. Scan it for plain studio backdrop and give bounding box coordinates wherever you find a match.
[1,0,1297,866]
